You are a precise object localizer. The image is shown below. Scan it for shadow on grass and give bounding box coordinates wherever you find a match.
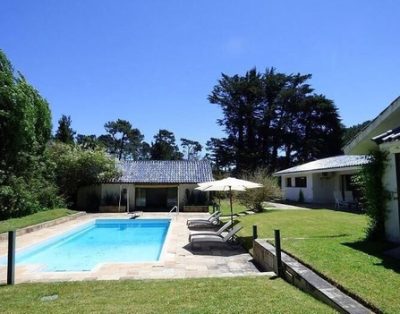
[343,240,400,274]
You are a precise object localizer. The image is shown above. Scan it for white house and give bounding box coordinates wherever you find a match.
[77,160,213,212]
[273,155,370,204]
[344,96,400,243]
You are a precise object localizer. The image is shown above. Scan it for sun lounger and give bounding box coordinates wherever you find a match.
[187,213,221,228]
[190,224,243,247]
[188,220,232,241]
[186,211,220,226]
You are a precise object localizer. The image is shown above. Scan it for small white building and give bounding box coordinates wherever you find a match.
[344,96,400,242]
[77,160,213,212]
[274,155,370,204]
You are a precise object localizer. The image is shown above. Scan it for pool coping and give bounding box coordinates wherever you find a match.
[0,212,86,241]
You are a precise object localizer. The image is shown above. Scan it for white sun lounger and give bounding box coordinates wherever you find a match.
[188,220,232,241]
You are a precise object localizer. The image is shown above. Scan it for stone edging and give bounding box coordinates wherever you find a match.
[253,239,374,314]
[0,212,86,241]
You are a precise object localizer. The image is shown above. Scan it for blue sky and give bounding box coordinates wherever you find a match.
[1,1,399,147]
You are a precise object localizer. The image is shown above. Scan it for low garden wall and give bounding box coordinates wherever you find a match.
[0,212,86,241]
[253,239,373,314]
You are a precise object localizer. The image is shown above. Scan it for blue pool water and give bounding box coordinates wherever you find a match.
[4,219,170,272]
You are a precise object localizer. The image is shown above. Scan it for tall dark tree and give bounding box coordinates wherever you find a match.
[180,138,202,160]
[208,67,343,173]
[98,119,144,160]
[150,129,183,160]
[76,134,101,150]
[205,137,235,173]
[55,115,75,144]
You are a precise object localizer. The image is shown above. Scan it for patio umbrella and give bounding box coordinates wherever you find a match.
[196,177,263,226]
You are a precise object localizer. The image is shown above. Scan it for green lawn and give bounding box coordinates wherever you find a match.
[0,277,334,313]
[210,199,248,216]
[237,209,400,313]
[0,209,77,234]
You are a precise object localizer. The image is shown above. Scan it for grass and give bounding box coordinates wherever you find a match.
[209,198,248,216]
[237,209,400,313]
[0,277,335,313]
[0,209,77,234]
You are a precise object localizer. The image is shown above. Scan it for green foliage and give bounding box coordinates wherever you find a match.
[0,50,60,219]
[208,67,343,173]
[76,134,102,150]
[150,129,183,160]
[237,169,282,212]
[353,150,389,240]
[47,142,120,207]
[55,114,76,144]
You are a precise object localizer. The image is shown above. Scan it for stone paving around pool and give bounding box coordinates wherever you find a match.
[0,213,262,283]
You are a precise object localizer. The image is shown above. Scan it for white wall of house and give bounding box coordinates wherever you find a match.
[281,169,361,204]
[311,172,337,203]
[281,174,313,202]
[381,142,400,242]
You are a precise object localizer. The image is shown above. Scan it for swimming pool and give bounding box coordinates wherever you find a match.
[3,219,170,272]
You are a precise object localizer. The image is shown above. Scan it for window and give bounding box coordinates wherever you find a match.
[295,177,307,188]
[286,177,292,187]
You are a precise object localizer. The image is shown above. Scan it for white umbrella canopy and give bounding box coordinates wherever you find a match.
[196,177,263,226]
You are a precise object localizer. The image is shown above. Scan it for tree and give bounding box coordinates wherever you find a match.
[76,134,102,150]
[47,142,120,207]
[180,138,202,160]
[0,49,60,218]
[208,67,343,173]
[55,115,75,144]
[205,137,235,173]
[99,119,144,160]
[343,120,370,145]
[150,129,183,160]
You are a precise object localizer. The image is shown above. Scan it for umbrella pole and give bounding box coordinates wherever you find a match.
[229,186,233,227]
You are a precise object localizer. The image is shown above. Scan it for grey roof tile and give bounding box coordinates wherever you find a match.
[112,160,214,183]
[274,155,370,176]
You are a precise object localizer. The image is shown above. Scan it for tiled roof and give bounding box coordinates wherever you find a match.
[113,160,214,183]
[372,126,400,144]
[274,155,370,176]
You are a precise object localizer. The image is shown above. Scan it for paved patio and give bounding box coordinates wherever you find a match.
[0,213,260,283]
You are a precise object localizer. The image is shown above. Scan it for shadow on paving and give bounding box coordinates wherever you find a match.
[182,242,248,257]
[342,240,400,274]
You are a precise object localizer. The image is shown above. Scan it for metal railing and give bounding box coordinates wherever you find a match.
[169,205,179,214]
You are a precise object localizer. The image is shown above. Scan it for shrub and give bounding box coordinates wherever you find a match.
[353,150,389,240]
[47,142,120,208]
[238,169,282,212]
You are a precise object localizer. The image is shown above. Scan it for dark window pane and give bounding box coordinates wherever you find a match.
[295,177,307,188]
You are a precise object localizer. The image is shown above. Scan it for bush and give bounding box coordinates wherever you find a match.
[353,150,389,240]
[47,142,120,208]
[238,169,282,212]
